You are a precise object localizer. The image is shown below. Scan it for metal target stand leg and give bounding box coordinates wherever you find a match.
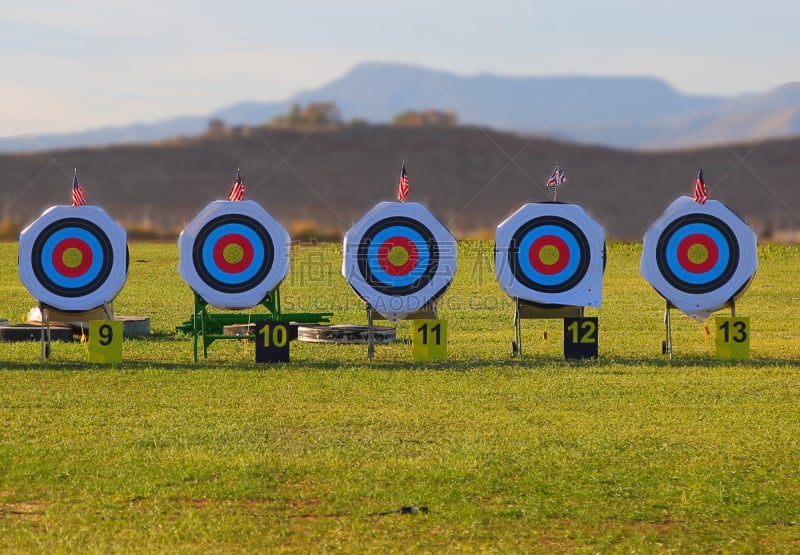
[664,301,673,361]
[367,304,375,361]
[513,299,522,358]
[40,303,48,362]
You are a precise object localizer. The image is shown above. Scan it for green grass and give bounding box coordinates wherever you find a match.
[1,241,799,553]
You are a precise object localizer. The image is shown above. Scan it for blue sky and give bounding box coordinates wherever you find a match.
[2,0,797,137]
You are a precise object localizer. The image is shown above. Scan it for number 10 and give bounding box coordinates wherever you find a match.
[259,324,288,347]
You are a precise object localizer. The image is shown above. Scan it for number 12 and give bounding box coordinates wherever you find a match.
[566,320,597,344]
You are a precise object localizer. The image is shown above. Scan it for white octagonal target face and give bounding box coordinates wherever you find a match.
[18,205,128,312]
[640,196,757,322]
[342,202,457,322]
[495,202,605,307]
[178,200,290,310]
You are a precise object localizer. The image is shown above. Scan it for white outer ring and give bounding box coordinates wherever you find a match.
[640,196,758,322]
[18,205,128,311]
[495,203,605,307]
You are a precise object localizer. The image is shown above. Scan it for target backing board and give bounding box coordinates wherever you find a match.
[495,203,605,307]
[342,201,457,322]
[18,205,128,312]
[178,200,290,310]
[640,196,757,322]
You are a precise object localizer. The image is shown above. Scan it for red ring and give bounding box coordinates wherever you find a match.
[677,233,718,273]
[212,233,255,274]
[378,236,419,276]
[52,237,93,278]
[529,235,569,275]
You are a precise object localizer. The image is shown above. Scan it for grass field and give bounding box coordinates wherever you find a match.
[1,241,799,553]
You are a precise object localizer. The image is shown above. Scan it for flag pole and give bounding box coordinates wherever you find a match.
[553,162,558,202]
[545,163,565,203]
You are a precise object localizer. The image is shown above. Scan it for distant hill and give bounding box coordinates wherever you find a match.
[2,62,797,153]
[283,62,724,129]
[567,83,800,149]
[1,126,797,241]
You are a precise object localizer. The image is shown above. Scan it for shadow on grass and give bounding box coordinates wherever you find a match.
[2,353,798,372]
[2,330,797,371]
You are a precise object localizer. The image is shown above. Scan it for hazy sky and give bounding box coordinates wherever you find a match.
[2,0,797,137]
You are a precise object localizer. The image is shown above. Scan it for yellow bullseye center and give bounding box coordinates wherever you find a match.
[62,247,83,268]
[223,243,244,265]
[687,244,709,265]
[387,246,409,267]
[538,245,560,266]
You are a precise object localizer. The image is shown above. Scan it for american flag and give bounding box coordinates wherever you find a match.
[693,169,708,204]
[397,162,410,203]
[71,169,87,207]
[546,163,566,194]
[228,167,246,201]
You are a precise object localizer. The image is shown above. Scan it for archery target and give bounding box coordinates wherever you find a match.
[18,205,128,312]
[343,202,457,322]
[495,203,605,307]
[640,196,757,322]
[178,200,290,310]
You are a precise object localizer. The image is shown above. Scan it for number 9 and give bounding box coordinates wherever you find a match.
[99,324,113,346]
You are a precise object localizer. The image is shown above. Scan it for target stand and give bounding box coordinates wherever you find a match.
[178,199,333,361]
[364,301,437,360]
[662,298,738,360]
[512,300,585,358]
[37,302,114,361]
[641,196,758,359]
[496,203,605,359]
[18,205,129,362]
[183,289,332,362]
[342,201,458,360]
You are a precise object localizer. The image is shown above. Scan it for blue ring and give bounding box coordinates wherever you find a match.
[366,225,430,288]
[200,223,265,284]
[516,224,581,286]
[664,223,730,285]
[40,227,105,289]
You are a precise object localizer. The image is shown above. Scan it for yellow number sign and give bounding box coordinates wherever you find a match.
[715,317,750,360]
[88,320,123,363]
[412,320,447,362]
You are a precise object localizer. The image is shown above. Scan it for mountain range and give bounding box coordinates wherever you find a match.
[2,62,798,152]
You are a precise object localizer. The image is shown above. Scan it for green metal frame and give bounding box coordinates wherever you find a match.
[179,288,332,362]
